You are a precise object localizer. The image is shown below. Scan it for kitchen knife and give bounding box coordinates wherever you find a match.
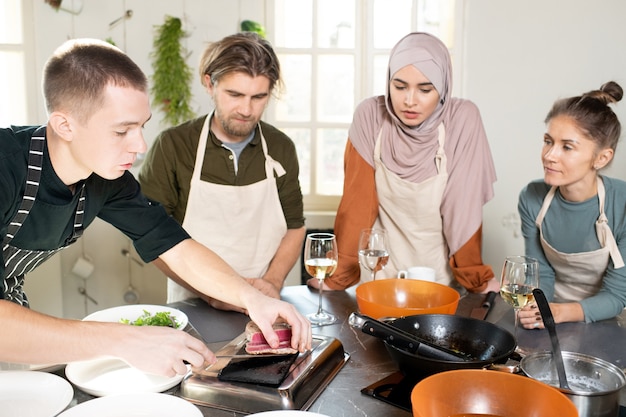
[470,291,498,320]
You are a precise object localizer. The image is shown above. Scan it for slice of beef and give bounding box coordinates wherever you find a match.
[245,320,297,355]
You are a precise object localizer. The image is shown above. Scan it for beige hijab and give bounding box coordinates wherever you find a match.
[349,32,496,255]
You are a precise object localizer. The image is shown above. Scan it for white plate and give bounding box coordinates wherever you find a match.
[83,304,188,330]
[249,412,331,417]
[65,357,189,397]
[57,392,202,417]
[0,362,62,372]
[0,371,74,417]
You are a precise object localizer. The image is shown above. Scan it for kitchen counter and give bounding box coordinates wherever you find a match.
[65,285,626,416]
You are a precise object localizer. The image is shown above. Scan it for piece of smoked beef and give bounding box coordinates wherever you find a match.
[245,320,297,355]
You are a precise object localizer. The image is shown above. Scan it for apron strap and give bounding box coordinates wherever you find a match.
[434,124,446,173]
[595,177,624,268]
[374,123,447,172]
[195,114,286,181]
[258,123,286,178]
[3,126,46,245]
[192,115,212,182]
[535,186,557,228]
[64,183,87,246]
[535,178,624,269]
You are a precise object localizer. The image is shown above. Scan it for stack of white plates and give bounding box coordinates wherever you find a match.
[0,371,73,416]
[57,392,202,417]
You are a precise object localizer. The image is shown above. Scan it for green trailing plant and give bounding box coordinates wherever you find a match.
[44,0,62,10]
[240,20,266,38]
[150,16,195,127]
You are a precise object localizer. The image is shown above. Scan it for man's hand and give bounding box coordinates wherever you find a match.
[113,324,216,377]
[243,294,312,353]
[306,277,334,291]
[206,297,247,313]
[247,278,281,299]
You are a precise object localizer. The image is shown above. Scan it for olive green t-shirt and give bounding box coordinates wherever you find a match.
[138,115,305,229]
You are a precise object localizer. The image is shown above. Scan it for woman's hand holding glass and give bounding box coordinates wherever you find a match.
[499,255,540,338]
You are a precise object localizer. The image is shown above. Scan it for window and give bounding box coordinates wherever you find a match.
[0,0,35,127]
[266,0,459,211]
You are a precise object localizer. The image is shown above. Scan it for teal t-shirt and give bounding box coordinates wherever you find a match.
[518,176,626,322]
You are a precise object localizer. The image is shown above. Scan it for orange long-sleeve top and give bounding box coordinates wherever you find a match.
[326,141,494,293]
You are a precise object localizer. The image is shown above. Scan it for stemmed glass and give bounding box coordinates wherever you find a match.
[499,255,539,338]
[358,228,389,281]
[304,233,338,326]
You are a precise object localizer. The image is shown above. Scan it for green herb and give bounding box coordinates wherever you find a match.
[150,16,195,127]
[120,310,180,328]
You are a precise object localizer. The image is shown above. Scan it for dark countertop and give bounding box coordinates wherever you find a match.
[63,285,626,416]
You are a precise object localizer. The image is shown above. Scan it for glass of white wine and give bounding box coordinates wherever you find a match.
[304,233,338,326]
[358,228,389,281]
[500,255,539,338]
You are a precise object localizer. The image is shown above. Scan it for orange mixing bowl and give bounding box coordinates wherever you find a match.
[355,278,459,319]
[411,369,578,417]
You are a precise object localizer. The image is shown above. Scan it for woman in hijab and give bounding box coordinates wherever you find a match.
[309,32,498,293]
[517,81,626,327]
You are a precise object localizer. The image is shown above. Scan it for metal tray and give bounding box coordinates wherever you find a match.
[179,333,349,414]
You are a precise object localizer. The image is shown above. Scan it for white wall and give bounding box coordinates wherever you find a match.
[22,0,626,316]
[462,0,626,274]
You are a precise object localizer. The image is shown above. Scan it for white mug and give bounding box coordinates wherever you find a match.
[397,266,436,282]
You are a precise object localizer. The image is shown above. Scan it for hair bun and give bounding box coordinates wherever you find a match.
[597,81,623,104]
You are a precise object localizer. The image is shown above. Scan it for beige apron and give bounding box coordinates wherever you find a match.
[167,114,288,303]
[370,123,453,285]
[535,177,624,302]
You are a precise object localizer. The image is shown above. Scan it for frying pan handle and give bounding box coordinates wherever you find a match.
[483,291,498,309]
[349,312,419,353]
[348,312,465,362]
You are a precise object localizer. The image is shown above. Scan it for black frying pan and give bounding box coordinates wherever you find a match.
[384,314,516,376]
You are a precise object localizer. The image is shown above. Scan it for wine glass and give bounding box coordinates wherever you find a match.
[499,255,539,338]
[304,233,338,326]
[358,228,389,281]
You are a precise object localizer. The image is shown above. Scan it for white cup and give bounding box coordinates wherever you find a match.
[397,266,436,282]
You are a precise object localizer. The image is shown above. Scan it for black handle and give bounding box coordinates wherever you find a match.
[349,312,466,362]
[532,288,570,390]
[532,289,555,327]
[482,291,498,309]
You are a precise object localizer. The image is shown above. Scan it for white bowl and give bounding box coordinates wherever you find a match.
[83,304,188,330]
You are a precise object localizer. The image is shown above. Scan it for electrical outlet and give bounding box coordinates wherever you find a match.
[501,212,521,238]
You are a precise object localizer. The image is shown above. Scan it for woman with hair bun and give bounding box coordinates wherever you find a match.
[518,81,626,326]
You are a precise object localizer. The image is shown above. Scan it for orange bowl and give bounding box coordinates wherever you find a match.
[411,369,578,417]
[355,278,459,319]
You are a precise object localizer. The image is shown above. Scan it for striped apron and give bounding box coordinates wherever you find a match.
[2,126,86,307]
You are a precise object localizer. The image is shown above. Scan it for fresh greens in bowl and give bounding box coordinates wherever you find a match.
[82,304,189,330]
[120,310,180,328]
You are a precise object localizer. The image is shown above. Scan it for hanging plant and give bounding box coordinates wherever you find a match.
[44,0,62,10]
[44,0,82,14]
[240,20,266,38]
[150,16,195,127]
